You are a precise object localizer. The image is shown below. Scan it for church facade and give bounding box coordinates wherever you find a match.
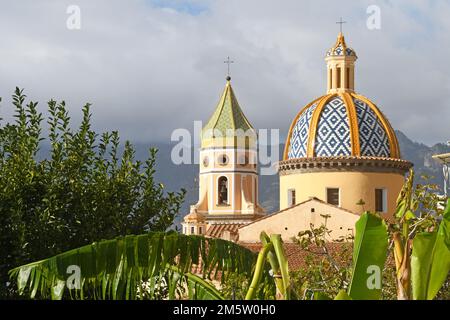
[183,32,412,242]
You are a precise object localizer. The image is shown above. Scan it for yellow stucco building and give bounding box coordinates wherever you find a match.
[279,32,412,218]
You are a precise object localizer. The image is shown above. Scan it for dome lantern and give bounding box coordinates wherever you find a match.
[325,32,357,94]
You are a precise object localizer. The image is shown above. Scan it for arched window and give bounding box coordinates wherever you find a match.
[218,176,228,205]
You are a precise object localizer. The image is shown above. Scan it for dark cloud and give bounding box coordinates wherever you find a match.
[0,0,448,145]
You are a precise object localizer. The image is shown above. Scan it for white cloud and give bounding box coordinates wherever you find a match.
[0,0,448,145]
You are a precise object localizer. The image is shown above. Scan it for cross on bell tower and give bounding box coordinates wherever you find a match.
[224,56,234,79]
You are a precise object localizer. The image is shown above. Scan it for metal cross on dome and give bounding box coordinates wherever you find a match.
[336,17,347,33]
[224,56,234,78]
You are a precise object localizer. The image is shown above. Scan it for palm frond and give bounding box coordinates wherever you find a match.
[9,232,263,300]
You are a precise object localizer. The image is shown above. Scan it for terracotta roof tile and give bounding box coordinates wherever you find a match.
[206,223,245,239]
[239,242,352,271]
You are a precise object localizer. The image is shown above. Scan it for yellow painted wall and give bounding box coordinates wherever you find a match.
[279,171,405,218]
[239,199,359,243]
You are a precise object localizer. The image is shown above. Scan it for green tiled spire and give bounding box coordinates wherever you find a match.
[202,78,254,138]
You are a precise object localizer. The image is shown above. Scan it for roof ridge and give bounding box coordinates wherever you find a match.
[202,82,229,133]
[239,197,358,229]
[228,83,236,130]
[229,84,254,131]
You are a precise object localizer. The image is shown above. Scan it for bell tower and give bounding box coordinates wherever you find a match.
[182,76,264,239]
[325,32,358,94]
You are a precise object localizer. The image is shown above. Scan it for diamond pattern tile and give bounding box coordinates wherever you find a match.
[354,99,391,157]
[288,102,319,158]
[314,97,351,156]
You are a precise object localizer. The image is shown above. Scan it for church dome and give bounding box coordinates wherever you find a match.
[279,31,411,216]
[283,32,401,160]
[284,92,400,160]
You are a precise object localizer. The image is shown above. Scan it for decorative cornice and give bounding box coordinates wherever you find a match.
[278,156,413,176]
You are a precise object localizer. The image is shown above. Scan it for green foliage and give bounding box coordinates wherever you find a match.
[392,169,449,300]
[291,218,353,299]
[243,233,289,300]
[295,213,389,300]
[348,212,388,300]
[0,88,186,298]
[411,199,450,300]
[219,273,250,300]
[334,290,352,300]
[8,232,263,300]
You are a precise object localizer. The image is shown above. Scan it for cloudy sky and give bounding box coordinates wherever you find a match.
[0,0,449,145]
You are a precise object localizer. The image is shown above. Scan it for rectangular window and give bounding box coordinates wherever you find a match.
[199,226,203,235]
[288,189,296,207]
[337,67,341,88]
[327,188,340,206]
[375,189,387,212]
[191,226,195,234]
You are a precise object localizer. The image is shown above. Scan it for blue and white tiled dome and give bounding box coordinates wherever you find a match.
[285,93,400,160]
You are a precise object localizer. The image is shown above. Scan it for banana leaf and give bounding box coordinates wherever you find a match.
[348,212,388,300]
[8,232,261,300]
[334,290,352,300]
[411,199,450,300]
[313,292,332,300]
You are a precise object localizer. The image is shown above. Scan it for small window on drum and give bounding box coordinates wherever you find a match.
[288,189,296,207]
[218,154,229,166]
[327,188,340,206]
[375,188,387,213]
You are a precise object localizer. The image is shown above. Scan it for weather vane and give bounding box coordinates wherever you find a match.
[336,17,347,33]
[224,56,234,79]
